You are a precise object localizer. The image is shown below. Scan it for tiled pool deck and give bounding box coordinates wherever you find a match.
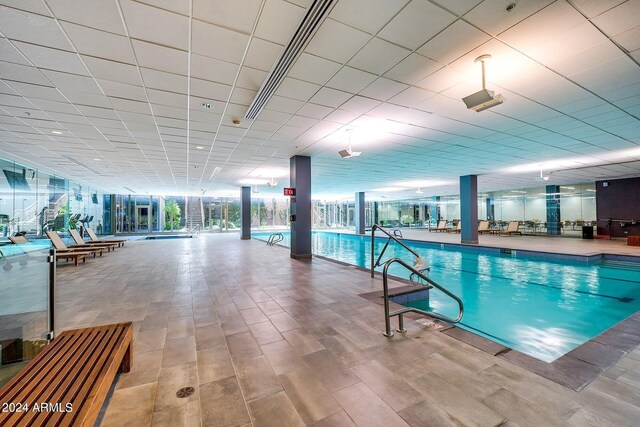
[53,233,640,426]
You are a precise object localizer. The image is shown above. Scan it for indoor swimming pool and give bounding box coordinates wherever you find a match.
[254,231,640,362]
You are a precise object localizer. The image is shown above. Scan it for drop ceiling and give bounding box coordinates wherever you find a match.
[0,0,638,199]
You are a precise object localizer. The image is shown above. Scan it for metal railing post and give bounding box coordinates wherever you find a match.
[382,260,392,337]
[48,248,56,341]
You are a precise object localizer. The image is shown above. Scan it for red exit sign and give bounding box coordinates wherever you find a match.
[284,188,296,196]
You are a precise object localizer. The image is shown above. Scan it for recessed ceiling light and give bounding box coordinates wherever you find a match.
[196,146,204,150]
[51,130,63,135]
[93,158,101,161]
[201,102,214,109]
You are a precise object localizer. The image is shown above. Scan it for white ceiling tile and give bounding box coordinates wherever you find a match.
[306,18,370,64]
[191,20,249,64]
[309,87,351,108]
[264,95,304,114]
[415,65,469,93]
[193,0,260,34]
[243,37,283,71]
[348,37,410,75]
[135,0,189,16]
[190,54,239,85]
[359,77,408,101]
[339,96,381,114]
[389,86,436,107]
[254,0,306,45]
[190,78,232,102]
[0,38,31,66]
[378,0,456,50]
[613,26,640,52]
[288,53,341,85]
[60,22,136,64]
[62,90,112,108]
[326,66,377,93]
[109,97,152,114]
[297,103,333,120]
[591,0,640,37]
[140,68,188,94]
[120,0,189,50]
[97,79,147,102]
[275,77,320,101]
[41,69,101,94]
[418,20,491,65]
[45,0,126,35]
[0,0,53,16]
[4,81,64,102]
[464,0,554,36]
[235,66,268,90]
[82,55,141,85]
[384,53,442,85]
[131,40,188,75]
[0,7,72,50]
[13,42,89,75]
[329,0,409,34]
[548,41,623,76]
[430,0,482,16]
[570,0,626,17]
[229,87,257,106]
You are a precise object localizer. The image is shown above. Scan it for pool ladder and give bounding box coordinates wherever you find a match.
[370,224,464,337]
[266,233,284,246]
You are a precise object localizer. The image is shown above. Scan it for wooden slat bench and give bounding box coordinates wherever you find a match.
[0,322,133,426]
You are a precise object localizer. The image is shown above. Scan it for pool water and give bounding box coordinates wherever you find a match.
[254,231,640,362]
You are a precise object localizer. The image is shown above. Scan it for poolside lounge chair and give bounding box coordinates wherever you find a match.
[86,228,126,247]
[69,229,118,252]
[432,220,448,232]
[478,220,492,234]
[446,221,462,233]
[46,231,104,258]
[499,221,522,236]
[11,234,92,265]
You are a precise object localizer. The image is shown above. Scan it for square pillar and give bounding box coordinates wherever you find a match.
[546,185,561,235]
[460,175,478,244]
[290,156,312,259]
[241,186,251,240]
[355,192,365,234]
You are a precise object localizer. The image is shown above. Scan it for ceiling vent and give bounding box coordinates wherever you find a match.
[245,0,337,120]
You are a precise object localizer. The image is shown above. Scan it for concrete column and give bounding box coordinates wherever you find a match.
[430,196,440,227]
[460,175,478,244]
[546,185,561,235]
[290,155,312,259]
[373,201,379,225]
[355,192,365,234]
[241,186,251,240]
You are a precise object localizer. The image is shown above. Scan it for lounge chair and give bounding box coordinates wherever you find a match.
[69,229,118,252]
[499,221,522,236]
[46,231,104,257]
[478,220,493,234]
[86,228,126,247]
[446,221,461,233]
[433,220,448,232]
[11,234,92,265]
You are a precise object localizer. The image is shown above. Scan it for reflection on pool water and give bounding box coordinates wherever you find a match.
[254,231,640,362]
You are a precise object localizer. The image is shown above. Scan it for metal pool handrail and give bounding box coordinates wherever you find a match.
[266,232,284,246]
[370,224,421,278]
[382,257,463,337]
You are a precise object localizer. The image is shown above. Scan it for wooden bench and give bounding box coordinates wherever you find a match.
[0,322,133,426]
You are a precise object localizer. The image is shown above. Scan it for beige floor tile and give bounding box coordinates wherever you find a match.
[199,376,251,427]
[249,321,284,345]
[235,355,282,402]
[334,382,410,427]
[197,345,235,385]
[247,391,305,427]
[151,400,200,427]
[279,367,342,424]
[101,382,157,426]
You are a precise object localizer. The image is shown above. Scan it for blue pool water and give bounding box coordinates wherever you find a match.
[254,231,640,362]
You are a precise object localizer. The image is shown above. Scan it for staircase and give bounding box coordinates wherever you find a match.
[186,197,205,230]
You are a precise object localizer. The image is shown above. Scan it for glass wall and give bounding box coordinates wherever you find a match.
[0,157,106,239]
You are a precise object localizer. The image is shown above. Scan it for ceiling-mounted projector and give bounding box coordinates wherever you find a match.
[338,148,361,158]
[463,54,503,112]
[463,89,503,112]
[534,169,550,182]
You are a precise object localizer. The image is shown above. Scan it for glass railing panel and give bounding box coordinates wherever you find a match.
[0,242,52,387]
